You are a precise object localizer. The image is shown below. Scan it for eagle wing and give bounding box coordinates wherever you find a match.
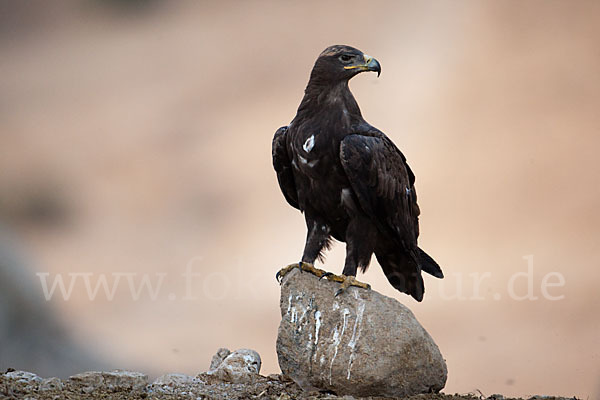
[272,126,300,210]
[340,132,420,252]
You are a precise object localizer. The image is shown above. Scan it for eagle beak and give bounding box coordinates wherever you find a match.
[344,54,381,77]
[363,54,381,77]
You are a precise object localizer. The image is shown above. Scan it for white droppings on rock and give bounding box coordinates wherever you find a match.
[328,309,350,385]
[314,310,322,345]
[298,303,309,325]
[290,306,297,323]
[348,302,365,351]
[347,301,365,380]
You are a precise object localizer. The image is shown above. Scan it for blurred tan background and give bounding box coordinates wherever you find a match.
[1,0,599,398]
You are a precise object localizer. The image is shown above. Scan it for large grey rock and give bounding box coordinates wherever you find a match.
[276,268,447,398]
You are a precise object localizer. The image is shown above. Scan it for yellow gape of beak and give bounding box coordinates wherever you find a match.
[344,54,381,77]
[343,55,372,70]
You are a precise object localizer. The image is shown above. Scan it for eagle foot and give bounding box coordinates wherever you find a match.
[333,275,371,297]
[276,262,329,284]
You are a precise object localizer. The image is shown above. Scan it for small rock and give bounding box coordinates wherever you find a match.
[69,370,148,392]
[103,370,148,391]
[69,371,102,391]
[39,377,64,391]
[4,370,43,393]
[276,268,447,397]
[209,347,231,371]
[207,348,262,383]
[4,370,42,384]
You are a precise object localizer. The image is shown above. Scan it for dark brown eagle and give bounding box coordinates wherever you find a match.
[273,45,443,301]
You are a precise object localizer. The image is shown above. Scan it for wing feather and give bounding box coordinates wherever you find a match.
[272,126,300,210]
[340,133,419,249]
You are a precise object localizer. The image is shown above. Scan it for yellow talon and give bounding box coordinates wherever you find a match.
[334,275,371,296]
[275,264,371,296]
[276,262,329,283]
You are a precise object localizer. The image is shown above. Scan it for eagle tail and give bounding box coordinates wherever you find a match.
[375,250,425,302]
[418,248,444,279]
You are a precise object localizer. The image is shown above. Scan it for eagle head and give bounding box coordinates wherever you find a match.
[309,45,381,84]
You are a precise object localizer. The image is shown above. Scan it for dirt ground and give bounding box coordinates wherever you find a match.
[0,370,577,400]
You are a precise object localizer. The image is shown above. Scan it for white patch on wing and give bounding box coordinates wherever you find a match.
[341,188,351,199]
[298,155,308,164]
[341,188,354,210]
[303,135,315,153]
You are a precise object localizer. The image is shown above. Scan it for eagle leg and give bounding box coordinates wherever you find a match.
[276,262,329,284]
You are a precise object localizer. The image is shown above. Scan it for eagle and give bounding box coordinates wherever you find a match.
[273,45,443,301]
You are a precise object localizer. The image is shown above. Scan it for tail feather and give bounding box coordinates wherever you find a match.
[418,247,444,278]
[375,250,425,302]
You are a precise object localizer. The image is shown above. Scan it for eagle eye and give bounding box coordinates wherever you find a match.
[339,54,353,62]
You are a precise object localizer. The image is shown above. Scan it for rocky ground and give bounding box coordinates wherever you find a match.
[0,272,580,400]
[0,369,576,400]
